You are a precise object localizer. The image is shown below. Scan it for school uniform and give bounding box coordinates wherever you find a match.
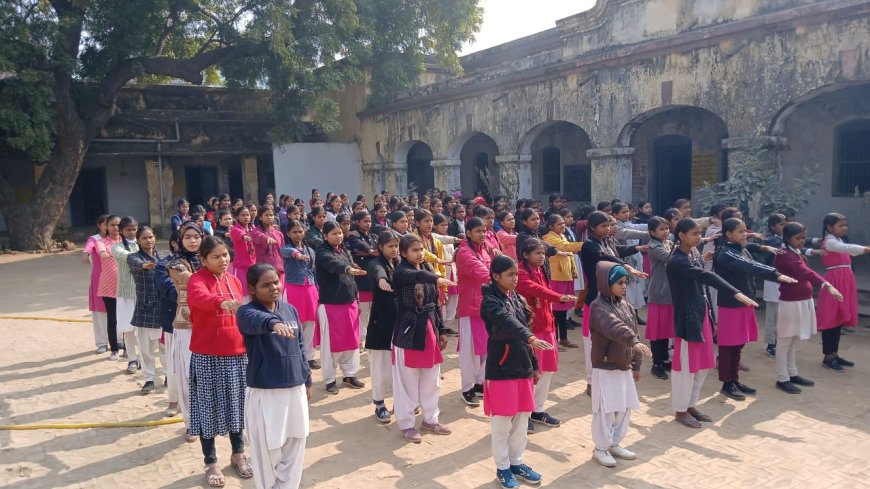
[238,301,311,489]
[128,249,164,383]
[281,242,318,362]
[163,254,201,427]
[589,262,642,452]
[614,221,649,309]
[496,230,517,260]
[230,223,257,285]
[774,246,826,383]
[713,242,780,384]
[480,284,537,471]
[515,264,563,414]
[252,225,286,282]
[113,239,140,363]
[187,268,248,464]
[84,234,108,349]
[366,255,398,406]
[646,238,674,368]
[392,261,446,430]
[346,230,378,340]
[455,240,493,393]
[315,243,362,385]
[816,235,863,356]
[666,248,738,412]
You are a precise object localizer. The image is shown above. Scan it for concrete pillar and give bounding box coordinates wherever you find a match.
[494,154,532,200]
[145,159,174,235]
[383,162,408,196]
[722,136,788,177]
[362,160,385,197]
[587,147,634,204]
[242,155,258,204]
[431,159,462,195]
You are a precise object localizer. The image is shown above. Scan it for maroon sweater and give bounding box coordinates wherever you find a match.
[773,247,826,301]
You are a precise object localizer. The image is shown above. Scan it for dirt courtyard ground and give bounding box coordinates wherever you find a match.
[1,251,869,488]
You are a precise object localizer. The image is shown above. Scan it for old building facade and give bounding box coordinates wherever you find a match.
[340,0,870,240]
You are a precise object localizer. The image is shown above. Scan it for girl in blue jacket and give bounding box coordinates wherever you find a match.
[237,264,312,489]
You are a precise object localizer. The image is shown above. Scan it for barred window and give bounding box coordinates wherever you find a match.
[834,120,870,196]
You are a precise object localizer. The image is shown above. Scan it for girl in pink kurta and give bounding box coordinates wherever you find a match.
[251,205,285,282]
[96,215,122,358]
[495,211,518,260]
[230,206,257,285]
[83,214,109,353]
[455,217,493,406]
[815,213,870,371]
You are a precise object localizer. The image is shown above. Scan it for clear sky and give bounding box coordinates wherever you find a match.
[461,0,597,55]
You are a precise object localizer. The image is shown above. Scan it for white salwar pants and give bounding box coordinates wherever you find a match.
[245,386,308,489]
[533,372,553,412]
[392,347,441,430]
[671,340,709,412]
[776,336,800,382]
[445,295,459,321]
[136,327,162,382]
[459,317,486,392]
[583,335,592,383]
[300,321,316,362]
[490,413,530,470]
[162,332,178,403]
[358,301,371,344]
[317,305,360,385]
[116,297,139,363]
[170,328,193,427]
[591,410,631,451]
[92,311,108,347]
[369,349,392,403]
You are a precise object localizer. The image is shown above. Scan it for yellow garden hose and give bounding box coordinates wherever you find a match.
[0,417,183,430]
[0,315,91,323]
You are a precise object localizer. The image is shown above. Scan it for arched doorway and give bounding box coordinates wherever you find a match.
[452,132,500,198]
[519,121,592,204]
[618,106,728,215]
[406,142,434,193]
[771,82,870,242]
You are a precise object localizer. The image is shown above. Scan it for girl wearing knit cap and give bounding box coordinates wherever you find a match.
[588,262,651,467]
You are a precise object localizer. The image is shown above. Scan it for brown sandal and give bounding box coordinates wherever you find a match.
[231,454,254,479]
[675,415,702,429]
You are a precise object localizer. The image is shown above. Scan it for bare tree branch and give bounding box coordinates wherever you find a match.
[154,8,180,56]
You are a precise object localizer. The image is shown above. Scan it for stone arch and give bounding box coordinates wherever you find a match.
[449,131,500,198]
[395,140,434,192]
[769,81,870,241]
[618,105,729,214]
[518,121,593,204]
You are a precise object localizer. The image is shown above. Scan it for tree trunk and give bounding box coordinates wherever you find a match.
[1,95,87,251]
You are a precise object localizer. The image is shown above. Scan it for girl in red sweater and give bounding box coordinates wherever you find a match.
[187,236,251,487]
[515,238,575,433]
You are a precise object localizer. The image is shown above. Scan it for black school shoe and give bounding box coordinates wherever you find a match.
[734,382,756,395]
[789,376,815,386]
[720,382,746,400]
[461,389,480,407]
[325,381,339,394]
[822,358,844,371]
[836,356,855,367]
[343,377,365,389]
[141,381,155,394]
[776,381,801,394]
[650,365,669,380]
[473,383,485,397]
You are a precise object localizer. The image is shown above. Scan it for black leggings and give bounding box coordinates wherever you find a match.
[200,431,245,465]
[554,311,568,341]
[650,339,670,367]
[102,297,119,352]
[821,326,842,356]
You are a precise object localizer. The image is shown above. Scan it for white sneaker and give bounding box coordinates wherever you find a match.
[593,449,617,467]
[609,445,637,460]
[108,352,119,361]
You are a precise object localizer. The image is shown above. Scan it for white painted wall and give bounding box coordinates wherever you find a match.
[273,143,362,201]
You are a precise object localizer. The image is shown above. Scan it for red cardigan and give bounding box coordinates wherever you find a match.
[187,269,246,356]
[774,246,826,302]
[516,265,563,334]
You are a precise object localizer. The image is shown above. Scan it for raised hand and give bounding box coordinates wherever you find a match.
[777,274,798,284]
[734,293,758,308]
[378,278,393,292]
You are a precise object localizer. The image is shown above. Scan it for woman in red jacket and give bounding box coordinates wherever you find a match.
[187,236,251,487]
[456,217,493,407]
[515,238,576,433]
